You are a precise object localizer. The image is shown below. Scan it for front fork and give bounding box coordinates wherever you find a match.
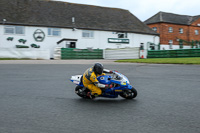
[122,85,134,97]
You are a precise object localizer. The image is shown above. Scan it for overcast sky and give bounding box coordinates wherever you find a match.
[53,0,200,21]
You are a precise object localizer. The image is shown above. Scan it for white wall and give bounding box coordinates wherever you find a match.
[0,24,159,59]
[0,25,59,58]
[133,34,159,58]
[0,48,50,59]
[160,44,191,50]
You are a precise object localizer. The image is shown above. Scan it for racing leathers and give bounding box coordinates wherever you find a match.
[82,67,112,96]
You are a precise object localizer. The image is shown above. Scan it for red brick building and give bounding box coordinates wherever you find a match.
[144,12,200,49]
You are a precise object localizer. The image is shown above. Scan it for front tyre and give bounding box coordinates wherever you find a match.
[120,88,137,99]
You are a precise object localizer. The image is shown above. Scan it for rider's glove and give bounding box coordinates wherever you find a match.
[105,84,113,89]
[109,71,113,74]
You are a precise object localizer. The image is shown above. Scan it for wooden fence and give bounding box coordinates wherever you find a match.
[61,48,103,59]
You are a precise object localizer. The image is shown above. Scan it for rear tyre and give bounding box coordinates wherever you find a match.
[120,88,137,99]
[75,85,88,98]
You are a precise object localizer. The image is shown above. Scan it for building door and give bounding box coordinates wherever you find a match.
[57,38,77,48]
[70,42,76,48]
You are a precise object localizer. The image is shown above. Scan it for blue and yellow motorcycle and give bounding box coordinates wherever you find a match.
[70,71,137,99]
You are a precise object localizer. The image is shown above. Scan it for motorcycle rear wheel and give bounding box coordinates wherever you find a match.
[75,85,86,98]
[120,88,137,99]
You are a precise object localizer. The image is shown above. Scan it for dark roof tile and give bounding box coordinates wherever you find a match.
[0,0,158,35]
[144,11,200,25]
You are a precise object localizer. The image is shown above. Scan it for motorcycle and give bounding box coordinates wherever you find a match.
[70,71,137,99]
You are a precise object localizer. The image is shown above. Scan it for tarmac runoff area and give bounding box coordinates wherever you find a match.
[1,60,200,133]
[0,59,119,64]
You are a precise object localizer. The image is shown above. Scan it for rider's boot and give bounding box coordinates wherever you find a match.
[87,92,96,99]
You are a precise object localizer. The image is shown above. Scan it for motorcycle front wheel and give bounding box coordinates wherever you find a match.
[120,88,137,99]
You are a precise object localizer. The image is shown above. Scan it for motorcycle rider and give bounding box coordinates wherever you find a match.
[82,63,113,99]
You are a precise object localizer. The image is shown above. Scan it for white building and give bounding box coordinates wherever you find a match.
[0,0,159,59]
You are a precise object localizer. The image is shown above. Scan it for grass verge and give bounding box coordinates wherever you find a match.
[115,57,200,65]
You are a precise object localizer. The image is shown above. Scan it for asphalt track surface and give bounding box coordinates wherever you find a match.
[0,60,200,133]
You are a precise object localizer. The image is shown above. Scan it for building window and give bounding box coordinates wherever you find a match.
[168,27,173,33]
[195,30,199,35]
[48,28,61,36]
[4,25,25,35]
[179,28,183,33]
[118,32,127,38]
[152,27,157,32]
[82,30,94,38]
[169,40,173,49]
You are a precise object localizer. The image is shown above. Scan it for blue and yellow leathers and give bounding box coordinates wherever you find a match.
[83,67,105,95]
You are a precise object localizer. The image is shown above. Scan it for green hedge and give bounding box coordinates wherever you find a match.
[148,49,200,58]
